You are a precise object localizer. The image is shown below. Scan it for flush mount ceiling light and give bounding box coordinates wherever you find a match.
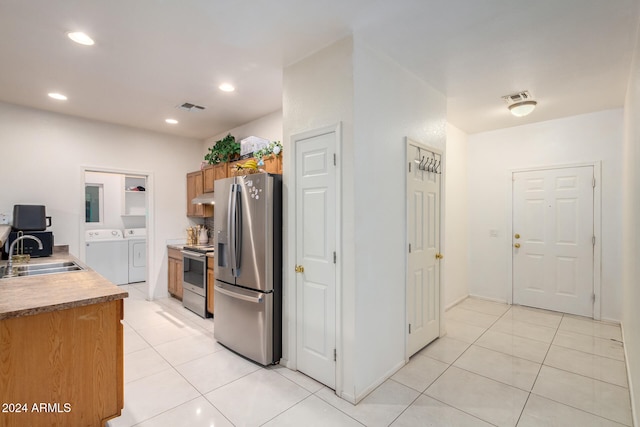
[48,92,67,101]
[165,118,178,124]
[502,91,537,117]
[67,31,95,46]
[509,100,537,117]
[218,83,235,92]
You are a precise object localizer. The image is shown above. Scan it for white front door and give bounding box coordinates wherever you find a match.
[513,166,594,317]
[295,129,337,389]
[407,139,441,357]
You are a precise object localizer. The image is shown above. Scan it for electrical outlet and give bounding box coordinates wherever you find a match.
[0,213,9,225]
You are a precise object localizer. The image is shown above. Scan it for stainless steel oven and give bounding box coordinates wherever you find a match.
[181,249,210,318]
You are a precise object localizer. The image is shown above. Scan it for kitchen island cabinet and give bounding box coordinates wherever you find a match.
[0,254,127,427]
[168,246,183,300]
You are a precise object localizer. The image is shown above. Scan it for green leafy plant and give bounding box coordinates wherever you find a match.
[254,140,283,160]
[205,134,240,164]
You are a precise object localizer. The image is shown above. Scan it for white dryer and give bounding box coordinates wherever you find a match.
[85,229,129,285]
[124,228,146,283]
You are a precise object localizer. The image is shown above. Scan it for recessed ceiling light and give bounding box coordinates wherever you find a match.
[67,31,95,46]
[219,83,235,92]
[48,93,68,101]
[165,118,178,124]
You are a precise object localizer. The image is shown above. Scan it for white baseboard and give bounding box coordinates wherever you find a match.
[346,359,406,405]
[620,321,638,427]
[467,293,509,305]
[600,317,621,325]
[445,294,469,311]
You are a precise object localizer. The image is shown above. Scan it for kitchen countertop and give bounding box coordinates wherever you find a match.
[0,251,128,320]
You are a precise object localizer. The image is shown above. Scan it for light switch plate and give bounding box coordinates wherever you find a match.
[489,229,499,237]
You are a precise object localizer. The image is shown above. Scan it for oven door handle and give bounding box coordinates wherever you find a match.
[215,284,263,304]
[181,250,206,258]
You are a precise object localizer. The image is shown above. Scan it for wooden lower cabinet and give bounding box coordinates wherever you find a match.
[0,299,124,427]
[168,247,183,300]
[207,261,214,315]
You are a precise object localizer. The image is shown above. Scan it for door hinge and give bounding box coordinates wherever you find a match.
[592,293,596,302]
[592,235,596,246]
[333,251,336,264]
[409,324,412,334]
[333,348,337,361]
[333,153,336,166]
[408,243,412,253]
[409,162,412,173]
[593,177,596,188]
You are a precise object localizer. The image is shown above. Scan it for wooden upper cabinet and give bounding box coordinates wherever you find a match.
[213,163,228,181]
[202,165,215,193]
[262,155,282,174]
[186,171,213,217]
[203,163,229,192]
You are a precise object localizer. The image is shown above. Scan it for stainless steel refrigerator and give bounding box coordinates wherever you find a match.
[213,172,282,365]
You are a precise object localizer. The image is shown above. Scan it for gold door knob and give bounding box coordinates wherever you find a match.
[514,233,521,239]
[514,243,521,248]
[295,265,305,273]
[435,253,444,259]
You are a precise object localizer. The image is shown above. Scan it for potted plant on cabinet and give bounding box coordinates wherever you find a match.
[204,133,240,165]
[253,141,282,166]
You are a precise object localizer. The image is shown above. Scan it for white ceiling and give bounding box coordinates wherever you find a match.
[1,0,638,139]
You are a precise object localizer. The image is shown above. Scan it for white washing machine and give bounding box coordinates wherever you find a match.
[85,229,129,285]
[124,228,146,283]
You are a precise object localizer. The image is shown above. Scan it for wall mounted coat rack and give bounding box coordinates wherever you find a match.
[414,149,441,174]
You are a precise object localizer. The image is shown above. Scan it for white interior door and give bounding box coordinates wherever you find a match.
[513,166,594,317]
[295,130,337,389]
[407,140,441,357]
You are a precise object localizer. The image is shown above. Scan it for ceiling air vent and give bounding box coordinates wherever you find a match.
[501,91,533,105]
[177,102,206,111]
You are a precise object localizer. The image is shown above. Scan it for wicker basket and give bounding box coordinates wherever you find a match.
[231,167,261,176]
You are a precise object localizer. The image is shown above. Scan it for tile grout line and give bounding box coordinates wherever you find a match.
[513,312,564,427]
[121,289,246,427]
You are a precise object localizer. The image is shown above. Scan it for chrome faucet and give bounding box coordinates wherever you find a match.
[4,235,43,277]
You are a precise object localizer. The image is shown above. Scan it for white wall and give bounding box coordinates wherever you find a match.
[283,36,356,398]
[284,35,447,403]
[467,109,623,321]
[0,102,203,299]
[203,110,283,158]
[444,124,469,308]
[622,13,640,424]
[352,38,447,398]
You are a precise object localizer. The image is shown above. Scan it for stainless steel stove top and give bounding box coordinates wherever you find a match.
[182,245,215,254]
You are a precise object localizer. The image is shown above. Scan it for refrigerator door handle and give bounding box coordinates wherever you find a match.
[215,284,263,303]
[232,183,242,275]
[228,183,237,276]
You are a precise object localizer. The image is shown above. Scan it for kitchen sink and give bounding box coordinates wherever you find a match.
[0,261,85,278]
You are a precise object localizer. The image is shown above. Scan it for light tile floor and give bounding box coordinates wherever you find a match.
[108,286,633,426]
